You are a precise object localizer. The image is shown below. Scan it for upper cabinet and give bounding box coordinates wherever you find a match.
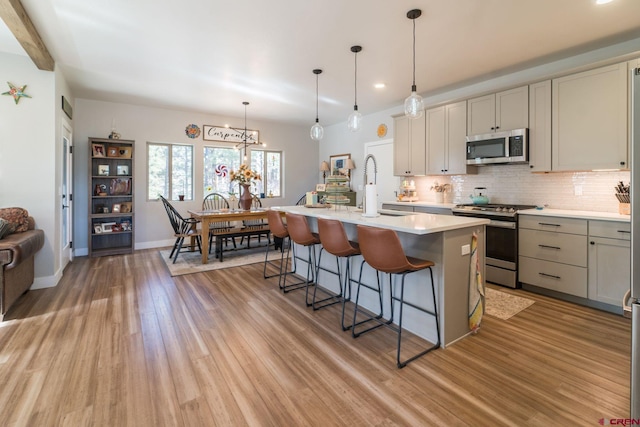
[467,86,529,135]
[426,100,475,175]
[552,62,628,171]
[393,114,426,176]
[528,80,552,172]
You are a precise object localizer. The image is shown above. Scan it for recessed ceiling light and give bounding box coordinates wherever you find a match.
[596,0,614,4]
[374,83,386,89]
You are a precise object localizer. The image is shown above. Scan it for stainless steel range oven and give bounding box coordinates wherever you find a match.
[452,204,535,288]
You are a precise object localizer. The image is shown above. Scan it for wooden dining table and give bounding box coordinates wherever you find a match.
[188,208,273,264]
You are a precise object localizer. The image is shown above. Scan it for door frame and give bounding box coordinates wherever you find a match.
[61,120,74,265]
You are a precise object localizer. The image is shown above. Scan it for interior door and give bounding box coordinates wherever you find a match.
[62,123,73,264]
[364,139,397,209]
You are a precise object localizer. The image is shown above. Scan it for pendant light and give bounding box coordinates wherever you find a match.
[404,9,424,119]
[347,45,362,132]
[310,69,324,141]
[242,101,250,161]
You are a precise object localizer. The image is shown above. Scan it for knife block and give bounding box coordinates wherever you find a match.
[619,203,630,215]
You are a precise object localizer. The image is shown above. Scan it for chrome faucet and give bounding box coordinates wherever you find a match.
[362,154,378,215]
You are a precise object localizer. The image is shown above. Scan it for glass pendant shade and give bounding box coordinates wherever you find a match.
[310,120,324,141]
[347,108,362,132]
[404,88,424,118]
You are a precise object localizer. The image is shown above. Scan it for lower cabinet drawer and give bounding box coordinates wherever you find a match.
[519,229,587,267]
[519,256,587,297]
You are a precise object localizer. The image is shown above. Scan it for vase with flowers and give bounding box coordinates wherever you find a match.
[430,181,450,204]
[230,163,261,210]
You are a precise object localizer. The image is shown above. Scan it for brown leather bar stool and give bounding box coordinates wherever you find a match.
[285,213,321,305]
[353,225,441,368]
[316,218,361,326]
[264,210,305,292]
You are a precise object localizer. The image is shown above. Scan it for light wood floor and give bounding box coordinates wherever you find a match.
[0,249,631,426]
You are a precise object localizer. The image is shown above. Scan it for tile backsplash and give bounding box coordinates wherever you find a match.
[414,165,630,213]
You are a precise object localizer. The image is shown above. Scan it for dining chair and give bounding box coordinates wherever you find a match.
[202,193,235,252]
[159,195,201,264]
[238,194,268,247]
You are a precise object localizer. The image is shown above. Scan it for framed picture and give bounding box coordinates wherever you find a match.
[109,178,131,195]
[101,222,116,233]
[92,143,105,157]
[315,184,326,192]
[62,96,73,120]
[107,146,120,157]
[119,202,132,213]
[118,147,132,158]
[329,153,351,178]
[116,165,129,176]
[98,164,110,176]
[112,204,121,213]
[94,224,102,234]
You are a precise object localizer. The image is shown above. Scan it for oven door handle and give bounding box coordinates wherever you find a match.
[488,220,516,229]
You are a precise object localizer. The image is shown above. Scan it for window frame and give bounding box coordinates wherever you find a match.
[251,149,283,198]
[147,141,194,201]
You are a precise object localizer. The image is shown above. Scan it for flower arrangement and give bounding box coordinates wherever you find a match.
[229,163,261,186]
[430,181,450,193]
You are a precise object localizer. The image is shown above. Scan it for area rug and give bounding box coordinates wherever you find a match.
[159,248,269,276]
[485,287,535,320]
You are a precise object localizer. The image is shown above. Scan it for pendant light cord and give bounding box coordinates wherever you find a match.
[315,73,319,122]
[354,51,358,107]
[412,17,416,87]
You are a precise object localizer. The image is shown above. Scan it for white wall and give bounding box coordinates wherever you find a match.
[0,52,63,287]
[73,100,316,254]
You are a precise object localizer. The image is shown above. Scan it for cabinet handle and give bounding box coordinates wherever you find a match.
[538,222,561,227]
[490,127,495,130]
[495,126,500,130]
[618,230,631,234]
[590,241,595,245]
[538,244,561,250]
[530,165,534,168]
[620,161,626,166]
[539,272,561,279]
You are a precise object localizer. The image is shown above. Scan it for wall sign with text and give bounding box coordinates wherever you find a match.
[202,125,259,144]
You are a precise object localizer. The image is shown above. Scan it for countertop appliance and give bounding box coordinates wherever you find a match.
[628,66,640,418]
[452,203,536,288]
[466,128,528,165]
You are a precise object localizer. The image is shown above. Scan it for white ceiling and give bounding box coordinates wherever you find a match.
[3,0,640,126]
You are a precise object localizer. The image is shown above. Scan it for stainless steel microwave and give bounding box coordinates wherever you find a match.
[466,128,528,165]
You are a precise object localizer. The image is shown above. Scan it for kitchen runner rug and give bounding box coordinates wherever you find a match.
[485,288,535,320]
[159,247,279,277]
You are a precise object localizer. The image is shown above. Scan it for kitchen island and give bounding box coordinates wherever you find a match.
[273,205,489,347]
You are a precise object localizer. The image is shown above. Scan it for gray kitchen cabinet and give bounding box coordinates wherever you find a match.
[528,80,552,172]
[466,86,529,136]
[519,215,588,297]
[393,114,426,176]
[426,100,475,175]
[551,62,628,171]
[588,220,630,307]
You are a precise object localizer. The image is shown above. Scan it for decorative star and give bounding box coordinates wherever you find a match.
[2,82,31,104]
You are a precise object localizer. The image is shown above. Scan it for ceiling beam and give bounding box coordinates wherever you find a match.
[0,0,54,71]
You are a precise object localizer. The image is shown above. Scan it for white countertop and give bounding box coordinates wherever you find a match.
[519,208,630,222]
[273,205,488,235]
[381,200,457,209]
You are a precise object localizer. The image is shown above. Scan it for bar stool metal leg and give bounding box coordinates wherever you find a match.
[351,260,389,338]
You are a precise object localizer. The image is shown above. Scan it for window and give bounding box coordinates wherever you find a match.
[203,146,282,198]
[251,150,282,197]
[203,146,242,196]
[147,143,193,200]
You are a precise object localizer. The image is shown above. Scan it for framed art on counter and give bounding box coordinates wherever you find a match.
[329,153,351,178]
